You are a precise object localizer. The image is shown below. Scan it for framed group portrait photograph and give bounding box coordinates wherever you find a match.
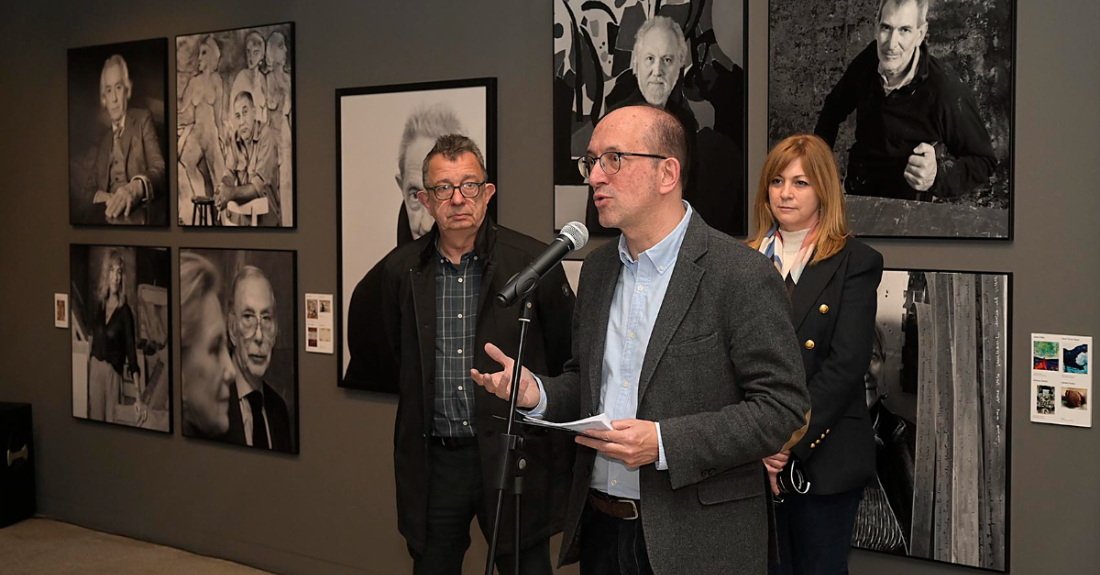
[176,22,295,227]
[768,0,1016,239]
[336,77,496,390]
[70,244,172,433]
[179,248,298,453]
[68,38,170,227]
[853,268,1010,571]
[554,0,748,239]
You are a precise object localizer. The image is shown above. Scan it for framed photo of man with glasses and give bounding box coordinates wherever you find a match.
[179,247,298,453]
[335,78,496,390]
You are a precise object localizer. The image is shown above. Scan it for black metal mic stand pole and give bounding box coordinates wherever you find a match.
[484,295,533,575]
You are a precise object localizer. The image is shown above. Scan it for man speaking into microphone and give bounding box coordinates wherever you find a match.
[473,105,810,575]
[344,134,576,574]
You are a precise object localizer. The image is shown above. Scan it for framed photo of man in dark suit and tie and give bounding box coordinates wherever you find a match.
[68,39,169,226]
[179,248,298,454]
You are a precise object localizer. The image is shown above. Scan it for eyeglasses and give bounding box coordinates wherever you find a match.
[577,152,668,178]
[237,311,277,338]
[421,182,486,201]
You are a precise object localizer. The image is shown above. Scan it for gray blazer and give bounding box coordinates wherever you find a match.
[542,214,810,574]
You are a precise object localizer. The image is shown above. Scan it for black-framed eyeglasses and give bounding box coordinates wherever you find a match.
[577,151,668,178]
[421,181,486,201]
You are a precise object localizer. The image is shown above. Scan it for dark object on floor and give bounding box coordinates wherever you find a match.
[0,402,35,528]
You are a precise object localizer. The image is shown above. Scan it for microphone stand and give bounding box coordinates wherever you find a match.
[484,294,533,575]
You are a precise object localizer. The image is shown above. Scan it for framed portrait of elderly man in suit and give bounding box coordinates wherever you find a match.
[68,39,169,226]
[179,248,298,453]
[176,23,295,228]
[554,0,748,241]
[335,78,496,390]
[769,0,1016,239]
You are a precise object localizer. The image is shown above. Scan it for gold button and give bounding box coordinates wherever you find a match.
[826,429,831,434]
[820,434,826,440]
[819,304,829,314]
[804,339,815,350]
[810,443,816,449]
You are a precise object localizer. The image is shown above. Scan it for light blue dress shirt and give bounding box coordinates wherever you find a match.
[530,202,693,499]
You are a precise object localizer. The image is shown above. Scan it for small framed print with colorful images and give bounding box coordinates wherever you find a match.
[1031,333,1092,428]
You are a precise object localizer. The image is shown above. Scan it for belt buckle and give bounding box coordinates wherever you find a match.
[623,499,639,520]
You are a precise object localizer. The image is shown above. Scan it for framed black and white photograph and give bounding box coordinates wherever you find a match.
[554,0,748,239]
[769,0,1015,239]
[852,269,1010,571]
[176,22,295,227]
[179,248,298,453]
[336,78,496,390]
[68,38,169,226]
[70,244,171,432]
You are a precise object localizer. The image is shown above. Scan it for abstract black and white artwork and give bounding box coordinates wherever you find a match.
[769,0,1015,239]
[68,39,169,226]
[554,0,748,238]
[852,269,1009,571]
[179,248,298,453]
[336,78,496,389]
[70,245,171,432]
[176,23,295,227]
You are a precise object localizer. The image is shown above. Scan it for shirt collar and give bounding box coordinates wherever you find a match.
[878,42,922,94]
[112,114,126,137]
[617,201,693,273]
[236,373,261,401]
[418,217,498,267]
[434,236,477,268]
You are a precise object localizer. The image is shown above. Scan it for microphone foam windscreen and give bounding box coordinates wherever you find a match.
[560,221,589,250]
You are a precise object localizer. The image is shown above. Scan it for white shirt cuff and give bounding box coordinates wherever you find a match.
[655,422,668,470]
[519,374,549,418]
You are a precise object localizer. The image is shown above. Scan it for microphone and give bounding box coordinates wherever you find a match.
[496,221,588,307]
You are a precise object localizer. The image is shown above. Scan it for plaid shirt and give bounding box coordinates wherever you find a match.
[431,246,482,437]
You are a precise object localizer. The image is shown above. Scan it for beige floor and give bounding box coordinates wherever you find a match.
[0,518,275,575]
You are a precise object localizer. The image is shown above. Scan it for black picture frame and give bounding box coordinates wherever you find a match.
[335,77,497,391]
[767,0,1016,240]
[179,247,299,454]
[70,244,173,433]
[553,0,750,245]
[68,38,170,227]
[853,267,1011,572]
[175,22,296,228]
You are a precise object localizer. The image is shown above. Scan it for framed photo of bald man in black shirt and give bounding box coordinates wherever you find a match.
[554,0,749,241]
[768,0,1015,239]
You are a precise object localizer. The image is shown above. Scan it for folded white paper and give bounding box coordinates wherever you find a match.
[520,412,614,434]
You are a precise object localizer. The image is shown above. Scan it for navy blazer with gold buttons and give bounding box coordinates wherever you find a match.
[788,238,883,494]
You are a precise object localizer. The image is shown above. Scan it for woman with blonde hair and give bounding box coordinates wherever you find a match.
[179,252,235,438]
[87,249,140,423]
[750,134,883,575]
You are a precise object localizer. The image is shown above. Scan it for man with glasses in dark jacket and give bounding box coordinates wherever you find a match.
[345,134,576,574]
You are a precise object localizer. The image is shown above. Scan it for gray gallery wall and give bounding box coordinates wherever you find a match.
[0,1,1097,574]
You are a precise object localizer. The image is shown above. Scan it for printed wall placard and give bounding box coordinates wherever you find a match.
[1031,333,1091,428]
